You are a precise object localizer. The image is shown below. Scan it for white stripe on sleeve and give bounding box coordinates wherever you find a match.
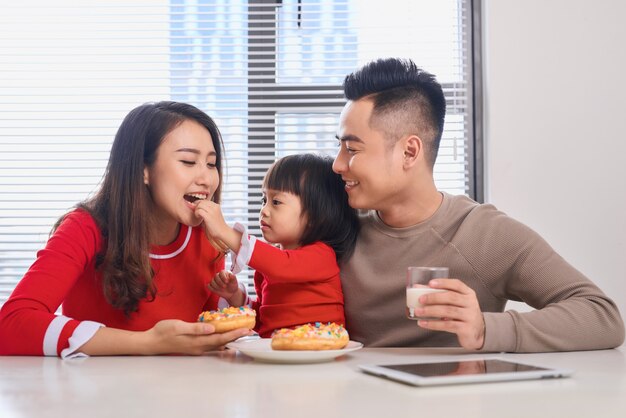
[42,315,71,356]
[239,281,256,308]
[217,297,230,309]
[231,222,256,274]
[60,321,105,359]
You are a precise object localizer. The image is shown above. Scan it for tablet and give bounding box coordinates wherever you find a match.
[359,359,573,387]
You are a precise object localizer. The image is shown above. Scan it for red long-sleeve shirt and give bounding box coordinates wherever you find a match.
[248,240,345,337]
[0,209,221,356]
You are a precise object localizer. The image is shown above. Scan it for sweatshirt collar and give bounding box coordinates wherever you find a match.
[369,192,451,238]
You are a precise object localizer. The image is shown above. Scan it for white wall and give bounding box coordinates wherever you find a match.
[483,0,626,321]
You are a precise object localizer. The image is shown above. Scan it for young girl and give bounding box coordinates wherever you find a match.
[0,101,251,357]
[195,153,359,338]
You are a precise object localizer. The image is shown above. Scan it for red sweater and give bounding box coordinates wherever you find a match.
[249,241,345,338]
[0,209,221,356]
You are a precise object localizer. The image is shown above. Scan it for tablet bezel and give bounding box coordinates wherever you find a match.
[358,358,574,387]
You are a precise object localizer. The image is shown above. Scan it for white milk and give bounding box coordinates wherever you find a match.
[406,287,447,319]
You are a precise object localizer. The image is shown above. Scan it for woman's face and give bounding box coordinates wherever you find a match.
[144,119,219,241]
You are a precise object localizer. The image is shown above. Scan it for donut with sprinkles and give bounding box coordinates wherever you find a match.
[271,322,349,351]
[197,306,256,333]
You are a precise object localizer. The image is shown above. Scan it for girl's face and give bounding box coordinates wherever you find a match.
[144,119,219,243]
[259,189,307,250]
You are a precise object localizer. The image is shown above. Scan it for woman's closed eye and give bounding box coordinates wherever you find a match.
[181,160,216,168]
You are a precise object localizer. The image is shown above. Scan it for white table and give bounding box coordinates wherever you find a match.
[1,346,625,418]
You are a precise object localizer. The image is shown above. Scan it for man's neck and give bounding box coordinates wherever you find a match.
[378,189,443,228]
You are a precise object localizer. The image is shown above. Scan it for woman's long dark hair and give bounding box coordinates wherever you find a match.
[54,101,225,316]
[263,153,359,263]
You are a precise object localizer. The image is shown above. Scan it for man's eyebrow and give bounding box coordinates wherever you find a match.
[335,134,364,143]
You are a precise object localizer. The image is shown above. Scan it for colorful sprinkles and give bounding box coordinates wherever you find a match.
[272,322,348,339]
[197,306,256,322]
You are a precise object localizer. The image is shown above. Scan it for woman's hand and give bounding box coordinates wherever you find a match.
[413,278,486,350]
[143,319,252,355]
[77,319,252,356]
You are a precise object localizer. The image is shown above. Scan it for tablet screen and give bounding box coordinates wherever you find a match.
[383,359,549,377]
[360,359,573,386]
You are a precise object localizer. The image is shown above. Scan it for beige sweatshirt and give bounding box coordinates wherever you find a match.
[340,193,624,352]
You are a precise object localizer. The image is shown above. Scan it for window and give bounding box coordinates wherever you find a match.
[0,0,479,305]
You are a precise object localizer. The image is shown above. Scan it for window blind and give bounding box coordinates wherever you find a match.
[0,0,475,306]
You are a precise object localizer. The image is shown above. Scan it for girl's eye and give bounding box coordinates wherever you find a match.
[207,162,217,169]
[181,160,195,166]
[261,197,267,205]
[272,199,281,206]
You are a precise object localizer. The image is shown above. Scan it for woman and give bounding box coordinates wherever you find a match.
[0,101,251,357]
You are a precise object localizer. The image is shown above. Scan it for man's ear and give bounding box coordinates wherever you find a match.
[143,166,149,185]
[403,135,422,168]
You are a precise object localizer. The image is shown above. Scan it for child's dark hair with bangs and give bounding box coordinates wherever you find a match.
[263,153,359,262]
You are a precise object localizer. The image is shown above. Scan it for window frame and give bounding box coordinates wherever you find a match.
[0,0,483,306]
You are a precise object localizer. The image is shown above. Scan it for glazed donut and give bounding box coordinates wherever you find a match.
[197,306,256,333]
[271,322,349,351]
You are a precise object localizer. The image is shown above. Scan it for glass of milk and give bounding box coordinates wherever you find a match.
[406,267,449,320]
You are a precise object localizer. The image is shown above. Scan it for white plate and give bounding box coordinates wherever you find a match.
[226,338,363,364]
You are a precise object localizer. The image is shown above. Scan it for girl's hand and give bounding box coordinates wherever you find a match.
[209,270,240,299]
[194,200,228,242]
[194,200,242,253]
[143,319,252,355]
[209,270,246,306]
[413,278,486,350]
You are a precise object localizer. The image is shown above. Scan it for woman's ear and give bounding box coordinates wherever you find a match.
[143,166,149,186]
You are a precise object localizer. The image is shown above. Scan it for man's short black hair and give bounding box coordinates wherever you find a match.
[343,58,446,167]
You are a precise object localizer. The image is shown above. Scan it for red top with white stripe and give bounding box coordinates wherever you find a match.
[0,209,221,356]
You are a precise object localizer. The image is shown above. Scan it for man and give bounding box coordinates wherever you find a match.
[333,57,624,352]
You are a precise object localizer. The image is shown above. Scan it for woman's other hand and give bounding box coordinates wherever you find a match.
[144,319,252,355]
[78,319,252,356]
